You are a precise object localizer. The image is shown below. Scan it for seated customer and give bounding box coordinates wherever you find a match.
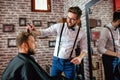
[1,32,51,80]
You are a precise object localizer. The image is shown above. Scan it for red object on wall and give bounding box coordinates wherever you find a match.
[91,31,100,41]
[113,0,120,11]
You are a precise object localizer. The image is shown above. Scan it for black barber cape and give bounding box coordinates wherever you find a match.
[1,53,51,80]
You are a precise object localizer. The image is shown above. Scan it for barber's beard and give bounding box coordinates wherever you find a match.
[67,23,76,29]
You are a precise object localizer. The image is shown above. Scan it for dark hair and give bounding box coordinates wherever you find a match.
[68,6,82,19]
[16,32,33,47]
[113,10,120,22]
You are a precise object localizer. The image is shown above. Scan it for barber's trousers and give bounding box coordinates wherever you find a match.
[50,56,76,80]
[102,55,120,80]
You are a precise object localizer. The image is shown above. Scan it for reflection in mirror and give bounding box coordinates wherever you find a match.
[88,0,114,80]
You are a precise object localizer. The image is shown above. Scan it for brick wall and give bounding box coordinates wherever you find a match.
[0,0,114,79]
[0,0,64,78]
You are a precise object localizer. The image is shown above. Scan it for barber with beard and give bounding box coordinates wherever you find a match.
[27,6,87,80]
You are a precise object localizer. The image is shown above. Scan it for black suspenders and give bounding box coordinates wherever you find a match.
[57,23,65,57]
[69,25,80,58]
[57,23,80,58]
[105,26,116,52]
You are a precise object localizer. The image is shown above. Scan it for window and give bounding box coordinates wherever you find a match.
[31,0,51,12]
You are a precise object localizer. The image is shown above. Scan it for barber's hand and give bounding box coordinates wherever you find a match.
[70,56,82,65]
[116,53,120,58]
[26,24,40,35]
[26,24,35,33]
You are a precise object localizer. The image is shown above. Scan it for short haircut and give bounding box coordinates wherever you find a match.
[113,10,120,22]
[16,32,33,47]
[68,6,82,19]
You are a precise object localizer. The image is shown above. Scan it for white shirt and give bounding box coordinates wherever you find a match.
[98,23,120,54]
[40,23,87,59]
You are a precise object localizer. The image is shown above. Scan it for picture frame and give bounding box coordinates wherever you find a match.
[49,40,56,47]
[19,18,26,26]
[89,19,97,29]
[96,20,101,27]
[38,36,48,39]
[47,22,56,27]
[92,62,99,70]
[8,38,16,47]
[33,20,42,27]
[3,24,15,32]
[31,0,51,12]
[46,64,51,74]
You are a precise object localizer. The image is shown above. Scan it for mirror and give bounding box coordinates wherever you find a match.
[89,2,103,80]
[31,0,51,12]
[85,0,100,79]
[86,0,114,80]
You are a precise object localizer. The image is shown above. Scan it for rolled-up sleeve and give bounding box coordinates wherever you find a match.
[40,24,59,37]
[80,30,88,54]
[97,28,109,54]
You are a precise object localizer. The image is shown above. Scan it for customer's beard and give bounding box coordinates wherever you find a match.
[118,24,120,28]
[28,48,35,55]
